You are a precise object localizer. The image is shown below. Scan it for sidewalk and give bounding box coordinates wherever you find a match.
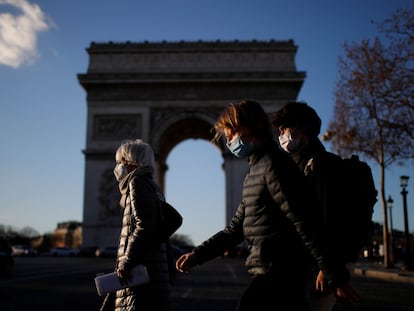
[352,261,414,284]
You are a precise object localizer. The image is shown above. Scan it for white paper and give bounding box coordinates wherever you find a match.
[94,265,150,296]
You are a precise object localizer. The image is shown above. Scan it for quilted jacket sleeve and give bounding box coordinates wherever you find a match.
[193,201,245,264]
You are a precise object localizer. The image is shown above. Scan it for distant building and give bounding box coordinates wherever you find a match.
[51,221,82,249]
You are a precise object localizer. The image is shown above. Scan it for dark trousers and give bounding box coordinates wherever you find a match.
[236,273,310,311]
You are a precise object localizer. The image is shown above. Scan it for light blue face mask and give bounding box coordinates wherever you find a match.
[226,135,254,158]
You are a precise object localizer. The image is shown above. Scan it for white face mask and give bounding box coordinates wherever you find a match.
[278,131,301,154]
[113,163,128,181]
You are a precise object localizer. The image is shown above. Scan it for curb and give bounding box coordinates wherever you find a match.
[353,267,414,284]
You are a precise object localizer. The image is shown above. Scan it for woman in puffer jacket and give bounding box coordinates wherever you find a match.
[176,100,358,311]
[112,139,171,311]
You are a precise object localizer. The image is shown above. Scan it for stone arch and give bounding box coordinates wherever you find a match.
[78,39,305,248]
[150,111,219,191]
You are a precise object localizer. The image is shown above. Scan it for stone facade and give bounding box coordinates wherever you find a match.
[77,39,305,248]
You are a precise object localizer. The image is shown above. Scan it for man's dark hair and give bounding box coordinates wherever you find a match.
[271,101,321,138]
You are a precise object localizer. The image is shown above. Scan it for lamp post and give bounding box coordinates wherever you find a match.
[400,175,413,271]
[387,195,395,265]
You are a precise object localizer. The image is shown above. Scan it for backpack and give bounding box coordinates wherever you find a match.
[145,178,183,241]
[127,174,183,242]
[159,200,183,240]
[339,155,377,260]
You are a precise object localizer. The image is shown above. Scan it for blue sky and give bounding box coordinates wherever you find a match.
[0,0,413,246]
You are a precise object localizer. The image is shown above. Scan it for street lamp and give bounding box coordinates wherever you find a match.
[400,175,413,271]
[387,195,395,265]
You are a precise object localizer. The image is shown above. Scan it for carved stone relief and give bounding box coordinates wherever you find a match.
[93,114,142,141]
[98,168,121,222]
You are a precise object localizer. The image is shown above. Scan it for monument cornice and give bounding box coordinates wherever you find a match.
[81,39,303,74]
[87,39,297,53]
[78,71,306,86]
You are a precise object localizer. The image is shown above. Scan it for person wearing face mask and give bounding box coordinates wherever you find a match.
[278,128,305,155]
[271,101,360,311]
[175,100,358,311]
[104,139,173,311]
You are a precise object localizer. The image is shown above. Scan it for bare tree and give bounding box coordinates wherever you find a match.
[326,7,414,269]
[19,226,40,239]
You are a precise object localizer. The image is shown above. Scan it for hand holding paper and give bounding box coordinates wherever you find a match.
[95,265,150,296]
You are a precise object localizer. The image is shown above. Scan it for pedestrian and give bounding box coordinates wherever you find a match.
[110,139,172,311]
[175,100,358,311]
[271,101,360,311]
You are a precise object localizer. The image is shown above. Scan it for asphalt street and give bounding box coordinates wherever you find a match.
[1,256,414,311]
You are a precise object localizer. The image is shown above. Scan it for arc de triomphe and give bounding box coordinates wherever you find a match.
[77,39,305,248]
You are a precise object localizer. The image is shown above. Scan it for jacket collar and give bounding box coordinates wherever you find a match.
[248,140,275,166]
[118,166,154,195]
[293,138,326,171]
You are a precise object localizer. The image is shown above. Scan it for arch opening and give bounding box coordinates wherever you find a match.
[165,139,225,246]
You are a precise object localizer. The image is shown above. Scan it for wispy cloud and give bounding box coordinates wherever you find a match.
[0,0,51,68]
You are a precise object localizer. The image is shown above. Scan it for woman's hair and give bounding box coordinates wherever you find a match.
[213,99,273,143]
[115,139,155,169]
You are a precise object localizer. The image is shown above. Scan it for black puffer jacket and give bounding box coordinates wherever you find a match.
[193,141,349,287]
[114,167,171,311]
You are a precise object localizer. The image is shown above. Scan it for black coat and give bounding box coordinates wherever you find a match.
[294,138,359,263]
[193,140,350,287]
[114,167,171,311]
